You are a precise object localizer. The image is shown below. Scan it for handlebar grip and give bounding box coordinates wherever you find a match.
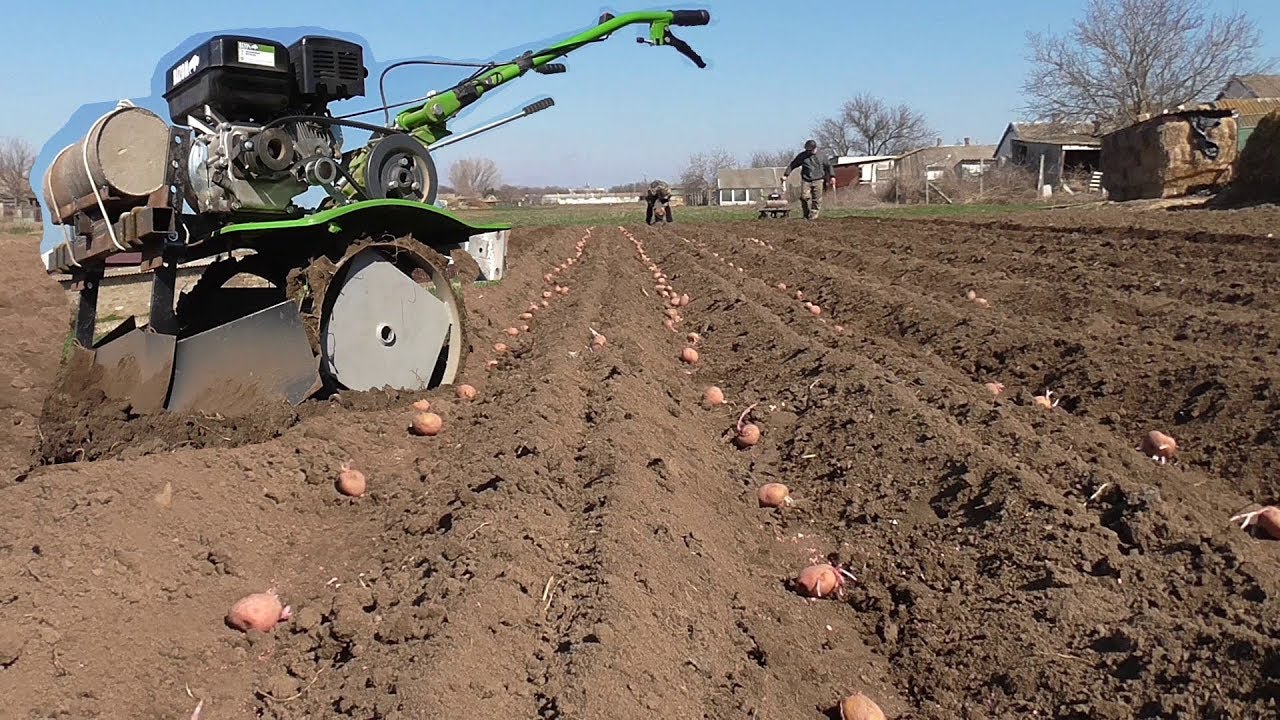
[670,9,710,26]
[523,98,556,114]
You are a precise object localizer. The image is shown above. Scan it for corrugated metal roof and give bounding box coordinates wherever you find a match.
[1211,97,1280,127]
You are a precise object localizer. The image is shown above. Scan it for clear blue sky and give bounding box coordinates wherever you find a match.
[5,0,1279,238]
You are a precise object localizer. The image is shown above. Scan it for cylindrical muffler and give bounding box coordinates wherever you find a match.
[42,105,172,224]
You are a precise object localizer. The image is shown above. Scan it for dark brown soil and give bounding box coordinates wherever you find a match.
[1,207,1278,719]
[0,233,70,480]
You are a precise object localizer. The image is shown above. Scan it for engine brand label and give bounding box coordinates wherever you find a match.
[172,54,200,86]
[237,42,276,67]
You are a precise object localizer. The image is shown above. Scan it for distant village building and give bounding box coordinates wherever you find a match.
[895,138,997,182]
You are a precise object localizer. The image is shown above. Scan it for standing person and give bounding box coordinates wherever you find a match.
[781,140,834,220]
[645,180,674,224]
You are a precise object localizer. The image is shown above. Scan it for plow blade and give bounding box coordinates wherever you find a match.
[83,299,321,416]
[166,299,321,414]
[87,318,176,414]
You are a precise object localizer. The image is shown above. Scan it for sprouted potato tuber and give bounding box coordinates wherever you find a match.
[1230,506,1280,539]
[735,403,760,448]
[226,589,292,633]
[704,386,725,406]
[494,342,509,354]
[411,399,431,412]
[337,463,366,497]
[1139,430,1178,464]
[456,384,477,400]
[1033,389,1059,409]
[757,483,792,508]
[796,564,843,598]
[839,693,886,720]
[680,347,700,364]
[985,382,1005,395]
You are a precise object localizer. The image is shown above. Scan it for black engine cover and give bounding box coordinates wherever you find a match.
[163,36,292,124]
[289,36,366,105]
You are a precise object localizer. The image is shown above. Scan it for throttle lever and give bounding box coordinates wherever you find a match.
[664,30,706,68]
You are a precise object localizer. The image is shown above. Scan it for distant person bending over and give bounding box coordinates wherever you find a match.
[645,180,674,224]
[782,140,834,220]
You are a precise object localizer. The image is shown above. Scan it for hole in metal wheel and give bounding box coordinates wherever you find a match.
[377,323,396,346]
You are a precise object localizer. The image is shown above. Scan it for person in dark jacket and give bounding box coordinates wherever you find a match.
[645,180,673,224]
[782,140,834,219]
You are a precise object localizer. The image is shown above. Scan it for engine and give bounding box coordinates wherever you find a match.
[162,35,368,214]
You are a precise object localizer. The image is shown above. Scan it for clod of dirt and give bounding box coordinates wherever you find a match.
[0,627,25,667]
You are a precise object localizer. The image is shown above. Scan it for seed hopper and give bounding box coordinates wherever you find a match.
[39,9,711,415]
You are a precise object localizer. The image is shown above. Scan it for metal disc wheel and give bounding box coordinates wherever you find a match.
[174,253,291,337]
[318,245,463,392]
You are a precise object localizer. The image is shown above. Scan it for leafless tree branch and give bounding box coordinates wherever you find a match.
[0,137,36,199]
[748,148,794,168]
[448,157,502,198]
[680,148,737,204]
[1020,0,1273,127]
[812,94,935,157]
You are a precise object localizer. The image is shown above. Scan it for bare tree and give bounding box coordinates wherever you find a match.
[836,93,935,155]
[810,117,856,156]
[1021,0,1272,127]
[679,148,737,205]
[748,148,794,168]
[448,157,502,198]
[0,137,36,199]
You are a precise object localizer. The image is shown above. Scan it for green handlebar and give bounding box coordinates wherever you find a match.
[393,9,710,137]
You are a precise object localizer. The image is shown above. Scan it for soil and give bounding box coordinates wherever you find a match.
[1,205,1278,719]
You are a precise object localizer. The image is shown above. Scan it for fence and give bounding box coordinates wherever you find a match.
[0,197,42,222]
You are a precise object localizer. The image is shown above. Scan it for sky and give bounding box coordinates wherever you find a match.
[4,0,1279,251]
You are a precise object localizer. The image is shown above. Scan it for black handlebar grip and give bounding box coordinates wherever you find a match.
[670,10,710,26]
[523,98,556,114]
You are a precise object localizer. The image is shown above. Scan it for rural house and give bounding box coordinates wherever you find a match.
[895,138,997,183]
[1100,104,1239,201]
[994,121,1103,189]
[715,167,789,205]
[1216,74,1280,101]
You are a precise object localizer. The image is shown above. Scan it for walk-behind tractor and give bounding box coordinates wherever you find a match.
[39,9,711,415]
[758,184,790,219]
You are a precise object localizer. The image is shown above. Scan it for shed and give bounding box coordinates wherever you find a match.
[831,155,897,188]
[896,139,997,182]
[994,122,1103,186]
[1100,105,1238,201]
[716,167,789,205]
[1215,74,1280,101]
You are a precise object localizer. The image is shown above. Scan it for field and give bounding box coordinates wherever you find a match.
[1,202,1278,719]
